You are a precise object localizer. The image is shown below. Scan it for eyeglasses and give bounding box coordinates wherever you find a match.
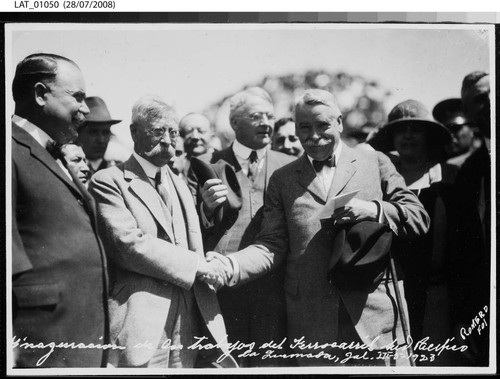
[240,112,276,123]
[148,128,179,139]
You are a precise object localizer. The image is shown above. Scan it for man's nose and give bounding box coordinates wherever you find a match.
[80,100,90,115]
[191,129,200,139]
[283,137,292,149]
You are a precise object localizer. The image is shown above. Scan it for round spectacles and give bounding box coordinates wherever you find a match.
[149,128,179,139]
[240,112,276,123]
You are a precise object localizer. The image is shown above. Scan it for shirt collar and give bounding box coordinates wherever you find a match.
[12,114,54,149]
[306,140,343,167]
[133,152,168,180]
[233,139,267,161]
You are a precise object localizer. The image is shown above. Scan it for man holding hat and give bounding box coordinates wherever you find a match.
[432,98,480,168]
[207,89,429,366]
[77,96,121,176]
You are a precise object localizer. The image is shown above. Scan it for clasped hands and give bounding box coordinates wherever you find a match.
[196,251,233,291]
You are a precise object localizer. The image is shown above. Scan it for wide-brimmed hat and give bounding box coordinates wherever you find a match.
[432,98,471,131]
[368,99,451,152]
[84,96,121,125]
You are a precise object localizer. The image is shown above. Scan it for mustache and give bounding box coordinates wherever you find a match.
[302,137,332,147]
[74,114,86,127]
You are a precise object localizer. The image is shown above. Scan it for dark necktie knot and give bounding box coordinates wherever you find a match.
[249,150,258,163]
[312,156,335,172]
[154,169,162,186]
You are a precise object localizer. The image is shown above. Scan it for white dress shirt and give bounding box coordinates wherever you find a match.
[306,142,343,193]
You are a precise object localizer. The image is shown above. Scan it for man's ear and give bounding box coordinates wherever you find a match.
[129,123,137,143]
[337,115,343,133]
[229,116,238,132]
[34,82,49,106]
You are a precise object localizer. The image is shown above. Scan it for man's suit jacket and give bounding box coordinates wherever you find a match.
[89,155,235,367]
[189,146,294,252]
[232,145,430,360]
[12,123,109,368]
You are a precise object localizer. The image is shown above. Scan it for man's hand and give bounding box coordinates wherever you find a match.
[205,251,234,286]
[200,179,228,220]
[196,259,224,290]
[332,198,378,225]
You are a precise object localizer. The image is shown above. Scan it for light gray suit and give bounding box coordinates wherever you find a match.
[232,144,430,366]
[89,155,235,367]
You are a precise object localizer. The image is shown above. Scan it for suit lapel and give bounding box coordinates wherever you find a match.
[327,145,357,200]
[12,123,82,196]
[168,168,203,255]
[296,155,328,203]
[124,156,175,242]
[215,145,242,172]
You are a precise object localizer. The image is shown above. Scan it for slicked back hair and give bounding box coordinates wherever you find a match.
[229,87,273,122]
[294,89,341,116]
[12,53,78,104]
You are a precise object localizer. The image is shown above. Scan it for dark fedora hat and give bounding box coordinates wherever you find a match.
[84,96,121,125]
[327,221,393,290]
[432,98,471,131]
[368,99,451,152]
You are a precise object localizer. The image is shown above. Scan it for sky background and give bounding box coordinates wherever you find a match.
[5,23,493,150]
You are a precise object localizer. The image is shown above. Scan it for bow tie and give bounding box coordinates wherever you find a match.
[312,156,335,172]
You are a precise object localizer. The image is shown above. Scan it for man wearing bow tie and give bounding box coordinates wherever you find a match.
[11,53,109,367]
[211,89,430,366]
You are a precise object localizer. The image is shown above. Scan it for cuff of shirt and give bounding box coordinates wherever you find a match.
[200,202,215,229]
[372,200,386,224]
[227,255,240,287]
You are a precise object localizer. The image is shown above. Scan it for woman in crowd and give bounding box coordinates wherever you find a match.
[368,100,457,365]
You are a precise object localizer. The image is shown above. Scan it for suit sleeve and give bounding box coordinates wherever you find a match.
[377,152,430,239]
[11,158,33,278]
[89,172,199,290]
[229,171,288,284]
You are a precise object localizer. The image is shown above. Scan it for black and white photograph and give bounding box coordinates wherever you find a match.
[4,19,496,375]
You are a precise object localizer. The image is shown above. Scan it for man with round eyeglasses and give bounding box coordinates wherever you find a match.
[188,87,294,367]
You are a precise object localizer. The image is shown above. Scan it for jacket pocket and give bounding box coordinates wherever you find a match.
[13,283,60,308]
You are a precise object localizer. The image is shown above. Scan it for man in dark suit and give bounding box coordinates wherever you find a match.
[77,96,121,176]
[188,87,294,367]
[211,89,430,366]
[89,94,236,368]
[11,53,109,367]
[449,71,491,366]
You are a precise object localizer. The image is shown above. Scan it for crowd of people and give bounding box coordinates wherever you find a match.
[11,52,492,369]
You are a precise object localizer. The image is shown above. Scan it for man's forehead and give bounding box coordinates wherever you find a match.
[239,96,273,112]
[296,103,339,121]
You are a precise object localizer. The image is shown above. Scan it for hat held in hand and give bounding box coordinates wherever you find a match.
[327,221,393,290]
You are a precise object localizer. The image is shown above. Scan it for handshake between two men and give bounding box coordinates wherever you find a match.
[196,252,234,290]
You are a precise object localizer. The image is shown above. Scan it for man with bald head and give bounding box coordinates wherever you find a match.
[177,112,213,178]
[188,87,294,367]
[212,89,429,366]
[11,53,109,367]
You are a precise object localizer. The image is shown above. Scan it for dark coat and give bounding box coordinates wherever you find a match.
[12,122,109,368]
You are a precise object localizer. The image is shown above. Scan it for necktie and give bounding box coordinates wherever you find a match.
[312,156,335,172]
[247,150,259,179]
[155,169,172,212]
